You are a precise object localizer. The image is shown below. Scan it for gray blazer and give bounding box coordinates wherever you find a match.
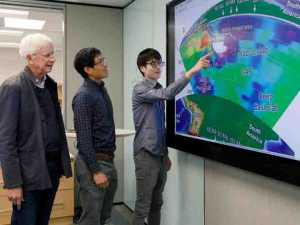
[0,68,72,190]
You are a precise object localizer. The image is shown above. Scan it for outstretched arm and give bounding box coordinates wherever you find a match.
[134,53,211,103]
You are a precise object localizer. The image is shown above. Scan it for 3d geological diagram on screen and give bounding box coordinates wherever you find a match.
[175,0,300,159]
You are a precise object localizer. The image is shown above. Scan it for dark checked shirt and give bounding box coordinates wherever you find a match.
[72,79,116,173]
[132,76,189,156]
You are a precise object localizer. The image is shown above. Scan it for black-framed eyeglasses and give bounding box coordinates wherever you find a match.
[146,60,166,68]
[94,57,107,66]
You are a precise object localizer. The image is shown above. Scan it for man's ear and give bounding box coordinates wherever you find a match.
[84,66,91,75]
[140,66,146,73]
[26,54,34,65]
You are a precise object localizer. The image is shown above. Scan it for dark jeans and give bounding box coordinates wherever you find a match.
[75,154,118,225]
[11,160,61,225]
[133,150,167,225]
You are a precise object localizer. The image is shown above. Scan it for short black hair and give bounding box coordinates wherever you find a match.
[74,47,102,79]
[137,48,162,76]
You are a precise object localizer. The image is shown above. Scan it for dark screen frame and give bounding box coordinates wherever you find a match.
[166,0,300,186]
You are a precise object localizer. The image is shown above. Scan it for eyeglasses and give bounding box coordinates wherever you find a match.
[146,61,166,68]
[33,52,55,59]
[94,57,107,66]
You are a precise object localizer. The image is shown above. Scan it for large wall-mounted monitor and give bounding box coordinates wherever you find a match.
[166,0,300,185]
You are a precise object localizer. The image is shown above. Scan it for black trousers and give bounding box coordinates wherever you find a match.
[11,160,61,225]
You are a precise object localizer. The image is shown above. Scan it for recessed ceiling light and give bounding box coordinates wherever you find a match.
[0,29,24,36]
[0,8,29,16]
[4,17,45,30]
[0,42,20,48]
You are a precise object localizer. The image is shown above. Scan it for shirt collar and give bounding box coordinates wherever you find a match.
[143,78,158,88]
[24,66,47,88]
[84,78,105,89]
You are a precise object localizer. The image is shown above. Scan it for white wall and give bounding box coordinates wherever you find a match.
[123,1,205,225]
[123,0,153,209]
[0,48,26,85]
[205,160,300,225]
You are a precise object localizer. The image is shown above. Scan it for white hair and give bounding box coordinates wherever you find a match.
[19,33,53,58]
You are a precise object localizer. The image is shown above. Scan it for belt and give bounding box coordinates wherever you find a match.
[95,152,114,161]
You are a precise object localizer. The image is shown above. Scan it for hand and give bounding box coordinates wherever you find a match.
[93,172,109,189]
[5,188,23,210]
[166,157,172,171]
[185,53,211,79]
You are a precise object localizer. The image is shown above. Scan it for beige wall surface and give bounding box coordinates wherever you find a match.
[205,160,300,225]
[65,4,124,201]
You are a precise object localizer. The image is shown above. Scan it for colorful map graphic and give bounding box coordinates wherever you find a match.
[175,0,300,159]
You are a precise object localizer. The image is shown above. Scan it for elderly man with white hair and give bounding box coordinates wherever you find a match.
[0,33,72,225]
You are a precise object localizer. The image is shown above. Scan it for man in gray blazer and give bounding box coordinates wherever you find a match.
[0,33,72,225]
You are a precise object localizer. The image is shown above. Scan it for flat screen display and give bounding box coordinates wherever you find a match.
[167,0,300,185]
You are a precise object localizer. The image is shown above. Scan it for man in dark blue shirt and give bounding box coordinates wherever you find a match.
[72,48,117,225]
[132,48,210,225]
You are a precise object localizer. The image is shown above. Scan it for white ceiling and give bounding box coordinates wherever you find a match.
[53,0,134,7]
